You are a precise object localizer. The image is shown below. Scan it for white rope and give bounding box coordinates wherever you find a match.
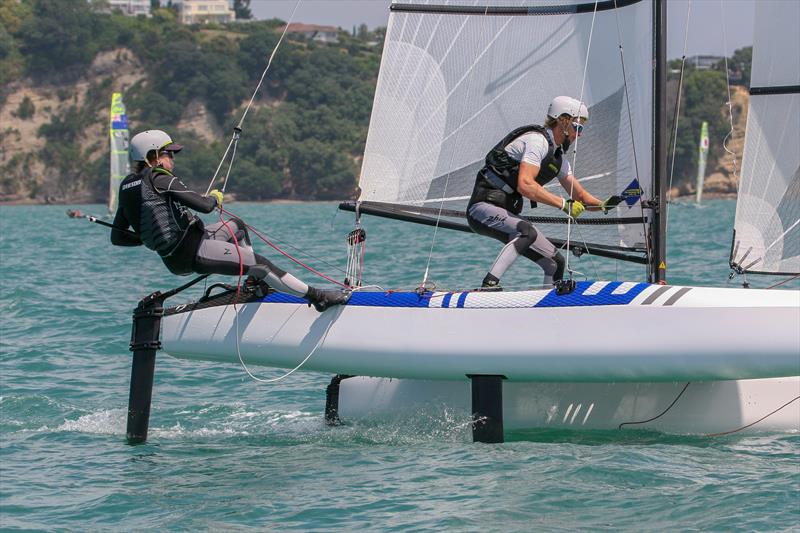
[205,0,302,195]
[234,302,339,384]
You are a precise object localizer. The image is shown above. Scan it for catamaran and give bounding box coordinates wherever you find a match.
[125,0,799,443]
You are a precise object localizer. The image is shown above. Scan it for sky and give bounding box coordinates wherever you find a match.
[248,0,756,59]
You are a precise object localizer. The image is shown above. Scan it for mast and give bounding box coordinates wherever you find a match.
[650,0,667,283]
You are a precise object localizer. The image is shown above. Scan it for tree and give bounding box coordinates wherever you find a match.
[233,0,252,20]
[18,0,97,77]
[728,46,752,87]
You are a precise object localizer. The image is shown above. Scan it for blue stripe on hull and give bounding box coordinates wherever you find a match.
[535,281,649,307]
[260,282,651,309]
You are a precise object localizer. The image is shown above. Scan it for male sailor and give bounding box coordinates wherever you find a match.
[467,96,614,290]
[110,129,349,311]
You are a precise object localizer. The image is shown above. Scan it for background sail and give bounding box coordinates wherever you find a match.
[695,121,708,203]
[732,0,800,275]
[109,92,129,214]
[358,0,653,254]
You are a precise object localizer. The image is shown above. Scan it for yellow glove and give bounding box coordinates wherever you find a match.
[598,195,624,214]
[209,189,224,207]
[561,199,585,218]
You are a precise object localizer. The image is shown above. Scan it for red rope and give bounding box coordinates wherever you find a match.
[220,206,347,288]
[217,207,245,301]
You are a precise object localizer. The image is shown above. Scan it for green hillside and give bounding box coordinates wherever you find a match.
[0,0,752,203]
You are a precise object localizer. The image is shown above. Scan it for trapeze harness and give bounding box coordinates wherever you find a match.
[113,166,205,275]
[466,125,569,286]
[468,124,566,214]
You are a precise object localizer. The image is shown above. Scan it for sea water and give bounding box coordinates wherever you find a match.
[1,200,798,531]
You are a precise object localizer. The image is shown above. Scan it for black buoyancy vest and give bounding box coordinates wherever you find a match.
[470,125,564,214]
[138,167,197,257]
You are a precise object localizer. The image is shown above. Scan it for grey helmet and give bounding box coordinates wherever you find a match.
[547,96,589,121]
[129,130,183,162]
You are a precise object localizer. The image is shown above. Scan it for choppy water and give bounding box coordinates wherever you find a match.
[1,200,798,531]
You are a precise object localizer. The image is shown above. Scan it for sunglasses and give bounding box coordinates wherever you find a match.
[571,122,584,136]
[160,151,175,159]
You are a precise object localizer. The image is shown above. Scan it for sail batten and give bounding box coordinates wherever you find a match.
[733,0,800,275]
[359,0,654,253]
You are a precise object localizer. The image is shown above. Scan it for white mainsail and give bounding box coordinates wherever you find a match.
[358,0,653,254]
[108,92,130,215]
[732,0,800,275]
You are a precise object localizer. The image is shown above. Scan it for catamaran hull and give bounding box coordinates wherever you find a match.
[162,282,799,382]
[160,282,799,434]
[336,376,800,434]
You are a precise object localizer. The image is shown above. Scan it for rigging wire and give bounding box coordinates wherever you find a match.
[611,0,648,278]
[665,1,692,235]
[564,0,599,279]
[205,0,302,195]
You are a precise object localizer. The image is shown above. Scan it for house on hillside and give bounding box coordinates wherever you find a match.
[687,55,724,70]
[279,23,339,44]
[96,0,151,16]
[174,0,235,24]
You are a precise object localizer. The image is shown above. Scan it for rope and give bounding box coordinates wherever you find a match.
[765,274,800,290]
[220,207,347,288]
[618,382,690,429]
[205,0,302,195]
[233,303,340,384]
[705,396,800,437]
[718,0,741,200]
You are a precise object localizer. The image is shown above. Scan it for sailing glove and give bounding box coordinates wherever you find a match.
[209,189,224,207]
[561,198,585,218]
[599,195,624,214]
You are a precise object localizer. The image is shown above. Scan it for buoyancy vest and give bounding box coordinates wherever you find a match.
[138,167,198,258]
[469,125,565,214]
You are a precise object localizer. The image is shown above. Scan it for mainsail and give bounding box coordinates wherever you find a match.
[109,92,129,214]
[358,0,654,257]
[732,0,800,275]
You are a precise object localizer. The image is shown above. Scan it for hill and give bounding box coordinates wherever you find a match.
[0,0,751,204]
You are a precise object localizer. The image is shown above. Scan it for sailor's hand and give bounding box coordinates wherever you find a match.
[561,198,585,219]
[598,195,624,214]
[209,189,224,207]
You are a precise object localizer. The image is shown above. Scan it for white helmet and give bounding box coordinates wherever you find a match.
[130,130,183,162]
[547,96,589,121]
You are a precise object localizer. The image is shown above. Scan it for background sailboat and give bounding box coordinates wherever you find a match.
[695,120,708,203]
[108,92,129,215]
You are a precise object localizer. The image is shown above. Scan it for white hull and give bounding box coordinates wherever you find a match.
[160,281,800,435]
[162,282,800,381]
[337,376,800,434]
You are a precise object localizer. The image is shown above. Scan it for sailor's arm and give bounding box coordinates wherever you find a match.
[558,173,603,210]
[110,208,142,246]
[517,162,569,210]
[154,174,218,213]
